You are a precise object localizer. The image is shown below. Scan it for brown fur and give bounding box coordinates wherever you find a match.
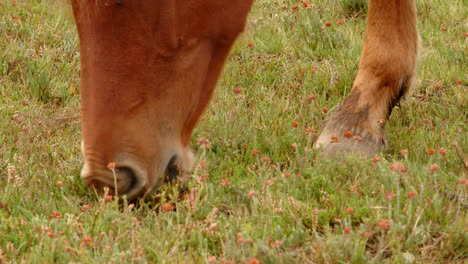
[315,0,419,156]
[73,0,419,199]
[73,0,254,199]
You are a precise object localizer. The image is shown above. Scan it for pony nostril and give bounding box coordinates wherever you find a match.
[115,166,138,195]
[165,155,180,182]
[81,164,143,198]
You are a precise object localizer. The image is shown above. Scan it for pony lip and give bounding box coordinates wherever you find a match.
[72,0,419,199]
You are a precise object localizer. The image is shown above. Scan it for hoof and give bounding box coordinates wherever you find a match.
[314,127,385,157]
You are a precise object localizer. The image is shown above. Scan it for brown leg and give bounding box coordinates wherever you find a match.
[315,0,419,157]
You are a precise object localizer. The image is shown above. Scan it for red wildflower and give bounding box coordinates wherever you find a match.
[197,137,211,149]
[161,203,174,212]
[390,162,406,172]
[233,86,242,94]
[343,227,351,234]
[429,164,440,173]
[438,148,447,155]
[219,178,231,187]
[407,191,416,199]
[107,162,116,169]
[378,219,391,230]
[343,130,353,138]
[426,148,436,155]
[384,191,395,201]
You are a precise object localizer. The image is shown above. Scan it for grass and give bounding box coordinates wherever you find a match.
[0,0,467,263]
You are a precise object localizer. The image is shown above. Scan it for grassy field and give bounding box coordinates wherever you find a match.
[1,0,467,263]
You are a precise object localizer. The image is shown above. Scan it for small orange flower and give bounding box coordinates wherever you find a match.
[440,26,447,31]
[305,127,316,135]
[261,156,271,164]
[458,178,468,185]
[400,149,408,155]
[283,172,292,178]
[50,211,62,219]
[55,181,63,187]
[336,20,345,25]
[233,86,242,94]
[325,21,332,27]
[429,164,440,173]
[390,162,406,172]
[457,79,462,84]
[251,149,260,156]
[372,157,381,163]
[302,1,309,8]
[307,94,317,100]
[207,256,216,263]
[343,130,353,138]
[321,107,328,113]
[378,219,390,230]
[364,231,372,238]
[263,180,274,188]
[407,191,416,199]
[426,148,436,155]
[107,162,116,169]
[81,204,91,212]
[384,191,395,201]
[438,148,447,155]
[354,135,362,142]
[247,258,260,264]
[104,195,113,202]
[330,136,339,143]
[291,143,298,149]
[247,190,258,199]
[247,42,254,47]
[219,178,231,187]
[291,4,298,10]
[197,137,211,149]
[345,208,354,214]
[82,235,93,246]
[292,121,299,127]
[272,240,283,248]
[343,227,351,234]
[161,203,174,212]
[435,84,442,90]
[47,231,54,238]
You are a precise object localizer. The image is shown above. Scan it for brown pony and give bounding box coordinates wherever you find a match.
[71,0,419,200]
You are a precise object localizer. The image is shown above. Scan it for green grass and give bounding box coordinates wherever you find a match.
[1,0,467,263]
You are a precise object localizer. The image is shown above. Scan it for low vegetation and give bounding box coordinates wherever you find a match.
[1,0,466,263]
